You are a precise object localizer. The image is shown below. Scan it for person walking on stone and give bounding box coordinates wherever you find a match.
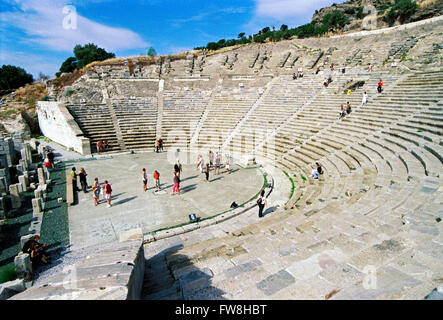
[78,168,88,193]
[172,171,180,195]
[362,91,368,105]
[204,163,210,182]
[209,150,214,169]
[142,168,148,192]
[377,79,383,93]
[154,139,160,153]
[104,180,112,207]
[47,150,55,167]
[44,155,53,172]
[197,154,205,173]
[153,170,160,191]
[214,153,221,175]
[97,140,104,154]
[158,138,164,152]
[92,178,100,206]
[71,167,80,192]
[225,155,231,174]
[257,190,267,218]
[174,159,182,178]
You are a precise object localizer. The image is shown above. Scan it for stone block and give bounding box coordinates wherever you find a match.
[0,279,26,300]
[16,164,24,175]
[18,175,29,191]
[0,177,7,195]
[28,218,41,234]
[9,184,21,209]
[32,198,42,215]
[14,253,32,281]
[0,197,6,220]
[34,188,42,199]
[37,168,46,185]
[119,228,143,242]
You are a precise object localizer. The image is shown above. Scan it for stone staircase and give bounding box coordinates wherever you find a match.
[140,68,443,300]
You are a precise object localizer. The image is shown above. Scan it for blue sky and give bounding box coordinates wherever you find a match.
[0,0,344,78]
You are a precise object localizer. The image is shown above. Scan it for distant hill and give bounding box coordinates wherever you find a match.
[311,0,443,33]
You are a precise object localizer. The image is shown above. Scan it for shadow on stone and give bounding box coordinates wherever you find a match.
[113,196,138,206]
[263,205,279,217]
[142,244,226,300]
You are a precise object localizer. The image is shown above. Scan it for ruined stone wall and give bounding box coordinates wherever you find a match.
[37,102,91,155]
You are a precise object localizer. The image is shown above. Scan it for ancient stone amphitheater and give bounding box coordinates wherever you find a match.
[13,16,443,300]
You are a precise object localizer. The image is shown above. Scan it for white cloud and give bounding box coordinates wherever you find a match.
[254,0,342,21]
[0,0,149,52]
[170,7,248,28]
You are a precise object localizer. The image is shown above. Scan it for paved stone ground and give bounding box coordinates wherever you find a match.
[67,151,265,250]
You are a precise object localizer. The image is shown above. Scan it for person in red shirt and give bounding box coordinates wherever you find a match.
[97,140,104,154]
[153,170,160,191]
[44,156,53,172]
[377,79,383,93]
[104,180,112,207]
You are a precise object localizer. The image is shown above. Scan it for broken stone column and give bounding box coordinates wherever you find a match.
[14,253,32,281]
[19,158,28,171]
[37,168,46,186]
[20,148,30,168]
[34,187,43,199]
[25,143,32,164]
[0,197,5,220]
[32,198,42,215]
[0,177,7,195]
[9,184,21,209]
[44,166,50,181]
[18,175,28,192]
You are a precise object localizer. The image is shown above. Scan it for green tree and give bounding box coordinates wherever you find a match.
[56,43,115,77]
[238,32,245,39]
[384,0,418,25]
[322,10,349,30]
[356,6,364,19]
[56,57,77,77]
[206,42,219,51]
[147,47,157,56]
[73,43,115,69]
[280,24,288,31]
[0,65,34,91]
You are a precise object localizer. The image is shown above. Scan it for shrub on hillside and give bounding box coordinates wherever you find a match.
[384,0,418,25]
[0,65,34,91]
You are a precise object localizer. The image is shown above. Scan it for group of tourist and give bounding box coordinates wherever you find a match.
[22,235,50,267]
[92,177,113,207]
[196,151,231,183]
[96,140,110,154]
[154,138,164,153]
[292,68,304,80]
[70,167,113,207]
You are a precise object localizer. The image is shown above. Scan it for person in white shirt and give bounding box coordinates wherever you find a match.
[362,91,368,105]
